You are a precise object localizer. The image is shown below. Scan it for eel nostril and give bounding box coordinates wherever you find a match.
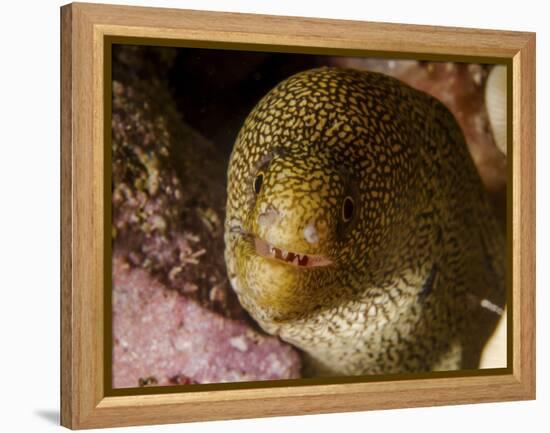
[303,223,319,244]
[258,205,279,228]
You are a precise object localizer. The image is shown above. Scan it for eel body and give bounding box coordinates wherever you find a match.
[224,67,506,376]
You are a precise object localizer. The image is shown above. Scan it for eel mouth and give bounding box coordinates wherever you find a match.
[254,238,332,268]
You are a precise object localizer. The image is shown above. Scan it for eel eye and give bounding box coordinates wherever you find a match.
[253,172,264,194]
[342,196,354,222]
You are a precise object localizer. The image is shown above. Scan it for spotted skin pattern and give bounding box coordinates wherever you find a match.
[224,67,505,376]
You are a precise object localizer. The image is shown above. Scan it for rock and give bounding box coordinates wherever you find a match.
[112,45,245,319]
[112,254,301,388]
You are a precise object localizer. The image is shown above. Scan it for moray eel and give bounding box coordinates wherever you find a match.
[224,67,506,376]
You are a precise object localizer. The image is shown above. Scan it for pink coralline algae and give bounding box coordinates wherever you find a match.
[112,254,302,388]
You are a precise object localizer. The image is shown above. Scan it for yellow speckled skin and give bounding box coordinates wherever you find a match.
[224,67,505,376]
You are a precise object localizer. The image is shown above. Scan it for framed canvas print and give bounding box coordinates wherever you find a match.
[60,2,536,429]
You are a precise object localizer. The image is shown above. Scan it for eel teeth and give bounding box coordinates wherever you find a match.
[254,238,330,267]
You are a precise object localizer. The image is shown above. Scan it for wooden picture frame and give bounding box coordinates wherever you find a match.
[60,2,536,429]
